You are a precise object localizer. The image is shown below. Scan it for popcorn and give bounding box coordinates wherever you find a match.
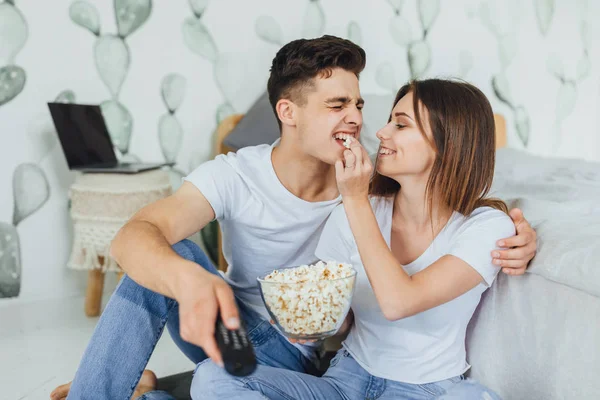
[343,136,353,148]
[260,261,356,337]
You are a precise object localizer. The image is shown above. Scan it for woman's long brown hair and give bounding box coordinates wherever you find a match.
[369,79,508,216]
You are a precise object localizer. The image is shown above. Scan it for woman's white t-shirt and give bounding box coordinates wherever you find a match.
[315,197,515,384]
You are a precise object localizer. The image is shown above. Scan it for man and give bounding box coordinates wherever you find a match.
[52,35,537,400]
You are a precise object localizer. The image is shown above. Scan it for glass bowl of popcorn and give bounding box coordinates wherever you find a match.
[257,261,357,340]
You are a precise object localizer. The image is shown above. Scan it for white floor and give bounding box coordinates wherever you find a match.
[0,292,194,400]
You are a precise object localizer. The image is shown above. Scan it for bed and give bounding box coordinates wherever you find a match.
[467,147,600,399]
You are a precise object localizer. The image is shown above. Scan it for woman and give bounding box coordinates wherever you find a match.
[192,78,511,399]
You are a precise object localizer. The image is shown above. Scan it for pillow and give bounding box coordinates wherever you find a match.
[492,148,600,298]
[222,92,279,150]
[515,200,600,298]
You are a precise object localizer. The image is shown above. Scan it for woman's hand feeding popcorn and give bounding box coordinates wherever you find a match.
[335,137,373,201]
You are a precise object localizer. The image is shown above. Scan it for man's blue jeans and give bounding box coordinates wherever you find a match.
[67,239,316,400]
[190,348,502,400]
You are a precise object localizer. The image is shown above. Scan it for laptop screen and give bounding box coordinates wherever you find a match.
[47,103,118,168]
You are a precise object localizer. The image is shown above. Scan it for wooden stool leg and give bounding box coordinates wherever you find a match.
[85,269,105,317]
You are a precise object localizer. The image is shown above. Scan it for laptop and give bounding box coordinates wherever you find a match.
[47,102,174,173]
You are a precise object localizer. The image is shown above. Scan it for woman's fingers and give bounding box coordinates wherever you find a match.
[336,138,371,198]
[343,149,356,169]
[348,137,373,172]
[349,138,363,166]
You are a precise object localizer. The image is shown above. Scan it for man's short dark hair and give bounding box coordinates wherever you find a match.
[267,35,367,129]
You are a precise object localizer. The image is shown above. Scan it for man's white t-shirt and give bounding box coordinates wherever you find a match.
[184,142,341,358]
[315,197,515,384]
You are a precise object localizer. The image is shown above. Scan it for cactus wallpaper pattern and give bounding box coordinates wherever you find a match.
[0,0,28,106]
[67,0,153,156]
[0,163,50,297]
[0,0,598,300]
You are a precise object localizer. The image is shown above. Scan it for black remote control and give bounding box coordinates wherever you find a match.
[215,316,257,377]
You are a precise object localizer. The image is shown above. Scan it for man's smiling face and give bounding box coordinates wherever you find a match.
[294,68,364,165]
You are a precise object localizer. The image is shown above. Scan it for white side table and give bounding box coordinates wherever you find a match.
[68,169,172,316]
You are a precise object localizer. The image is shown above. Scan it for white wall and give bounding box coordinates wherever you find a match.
[0,0,598,304]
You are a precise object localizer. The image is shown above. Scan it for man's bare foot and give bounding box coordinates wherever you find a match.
[50,381,71,400]
[49,370,158,400]
[132,370,158,398]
